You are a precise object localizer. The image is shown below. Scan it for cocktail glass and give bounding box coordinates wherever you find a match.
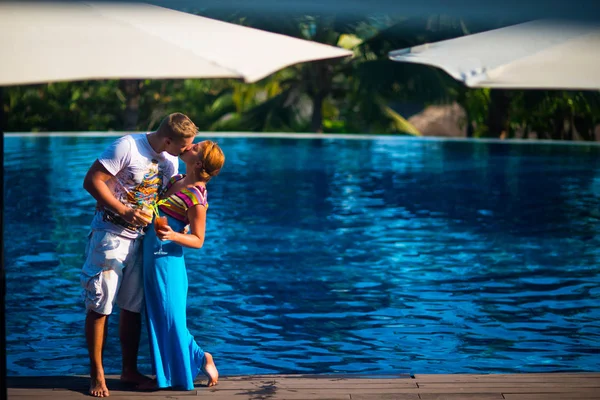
[154,215,169,255]
[139,203,154,225]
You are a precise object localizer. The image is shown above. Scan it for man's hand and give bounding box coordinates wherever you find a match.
[122,208,152,227]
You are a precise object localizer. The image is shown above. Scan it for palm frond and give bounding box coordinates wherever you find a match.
[381,105,422,135]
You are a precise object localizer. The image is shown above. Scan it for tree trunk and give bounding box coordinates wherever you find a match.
[311,93,324,133]
[455,90,473,138]
[0,86,6,400]
[308,61,333,133]
[0,87,4,133]
[119,79,142,131]
[565,115,574,141]
[574,116,594,141]
[464,108,474,138]
[486,90,510,138]
[551,114,563,140]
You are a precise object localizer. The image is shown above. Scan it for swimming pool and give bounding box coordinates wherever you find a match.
[4,134,600,376]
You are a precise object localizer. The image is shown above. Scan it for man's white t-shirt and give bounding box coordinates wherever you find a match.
[90,133,179,239]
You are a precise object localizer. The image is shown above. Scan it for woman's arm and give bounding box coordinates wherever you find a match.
[156,205,206,249]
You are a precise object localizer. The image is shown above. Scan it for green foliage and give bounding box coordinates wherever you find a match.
[134,79,236,131]
[508,91,600,140]
[454,88,491,137]
[6,80,123,132]
[3,13,599,141]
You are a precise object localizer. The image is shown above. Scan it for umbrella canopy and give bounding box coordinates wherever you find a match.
[0,1,352,86]
[388,20,600,90]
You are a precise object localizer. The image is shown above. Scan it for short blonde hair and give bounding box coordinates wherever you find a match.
[196,140,225,182]
[157,113,197,140]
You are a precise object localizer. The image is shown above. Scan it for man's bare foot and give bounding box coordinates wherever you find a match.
[89,376,109,398]
[120,370,152,387]
[201,352,219,387]
[137,378,158,391]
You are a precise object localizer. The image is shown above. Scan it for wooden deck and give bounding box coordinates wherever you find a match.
[7,373,600,399]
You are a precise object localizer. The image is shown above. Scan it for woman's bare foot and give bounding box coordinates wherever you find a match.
[201,352,219,387]
[89,376,109,397]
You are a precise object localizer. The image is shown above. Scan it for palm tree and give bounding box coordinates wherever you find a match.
[205,12,367,133]
[508,90,600,140]
[199,13,467,134]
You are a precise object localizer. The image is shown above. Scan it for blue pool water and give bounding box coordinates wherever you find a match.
[4,135,600,377]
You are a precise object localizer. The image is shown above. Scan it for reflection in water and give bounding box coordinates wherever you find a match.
[4,136,600,376]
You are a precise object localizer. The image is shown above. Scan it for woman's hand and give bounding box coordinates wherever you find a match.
[156,224,176,241]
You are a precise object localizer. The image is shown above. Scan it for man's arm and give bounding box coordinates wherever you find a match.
[83,160,150,227]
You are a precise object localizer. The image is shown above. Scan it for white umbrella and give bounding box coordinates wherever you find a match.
[388,19,600,90]
[0,1,352,86]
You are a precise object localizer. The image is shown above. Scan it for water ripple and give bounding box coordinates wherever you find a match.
[4,136,600,376]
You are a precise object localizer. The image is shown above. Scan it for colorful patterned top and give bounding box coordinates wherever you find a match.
[158,174,208,224]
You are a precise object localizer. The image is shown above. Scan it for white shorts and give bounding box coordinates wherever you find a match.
[80,230,143,315]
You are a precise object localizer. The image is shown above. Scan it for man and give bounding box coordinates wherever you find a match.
[80,113,197,397]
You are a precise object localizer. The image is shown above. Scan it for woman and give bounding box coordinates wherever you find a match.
[143,140,224,390]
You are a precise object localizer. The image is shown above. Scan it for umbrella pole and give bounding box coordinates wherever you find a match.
[0,85,7,400]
